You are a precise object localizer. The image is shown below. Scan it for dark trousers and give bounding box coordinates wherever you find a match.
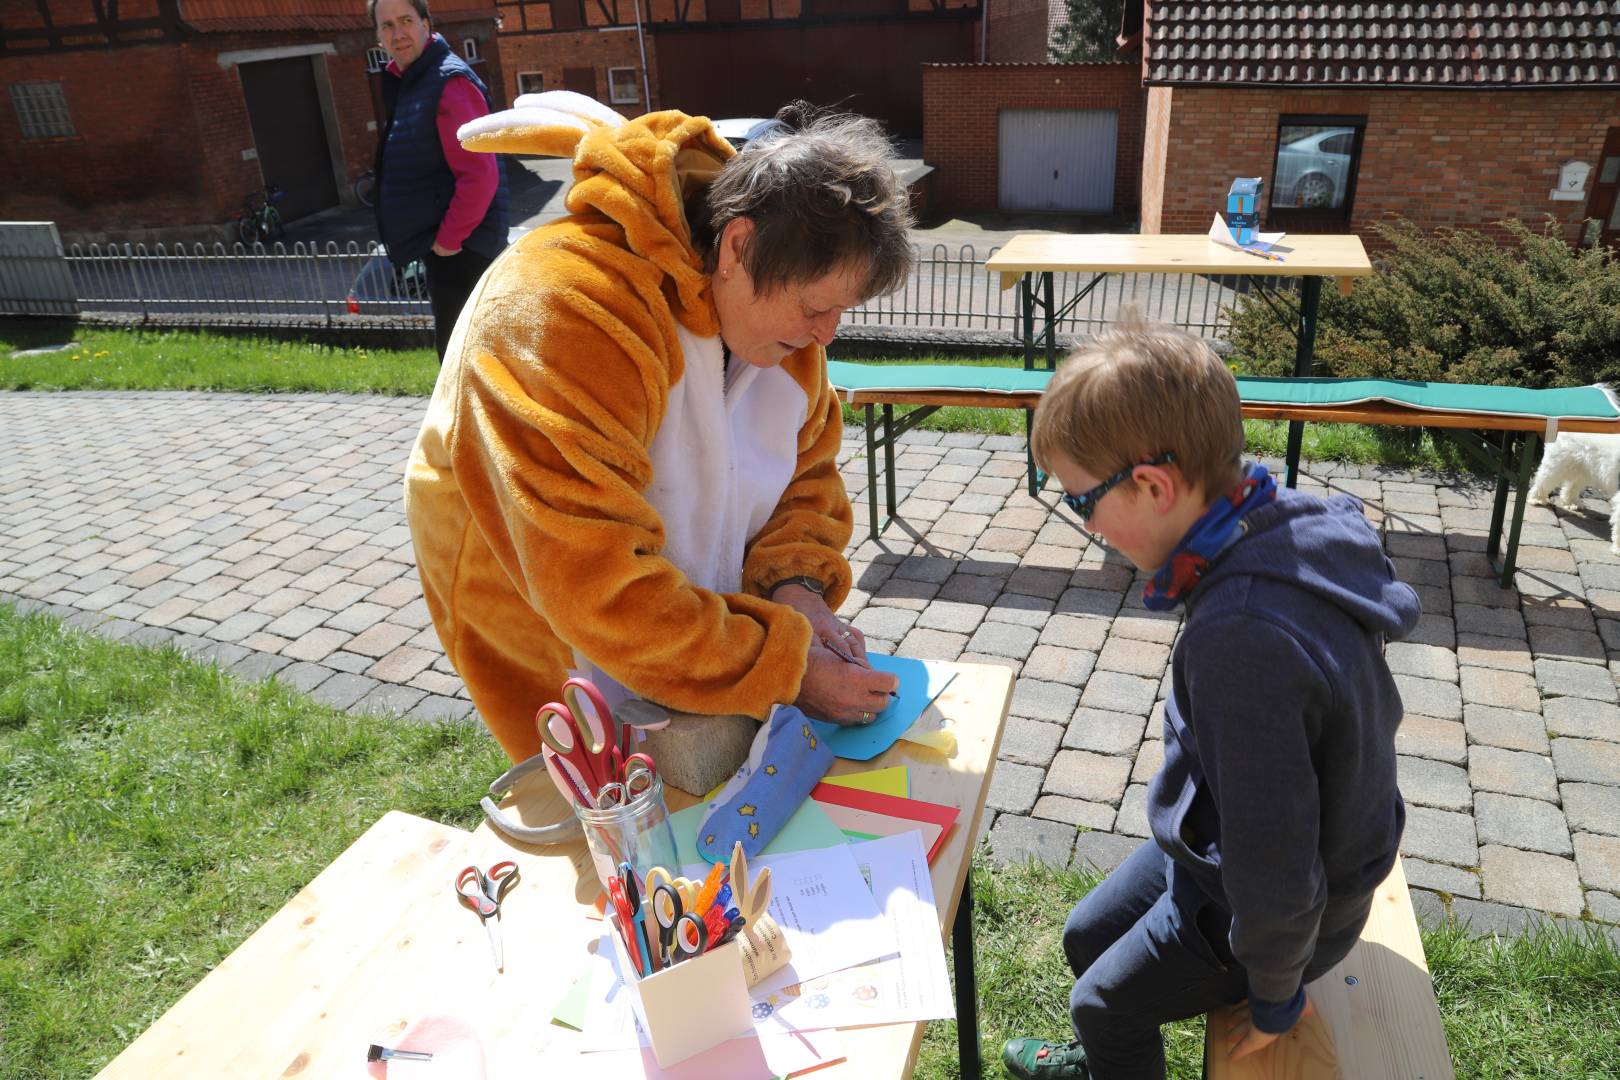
[1062,840,1367,1080]
[424,248,494,361]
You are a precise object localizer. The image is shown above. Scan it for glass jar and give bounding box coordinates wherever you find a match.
[571,770,679,894]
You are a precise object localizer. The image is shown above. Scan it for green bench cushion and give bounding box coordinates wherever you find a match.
[827,360,1620,423]
[1235,376,1620,420]
[826,361,1051,396]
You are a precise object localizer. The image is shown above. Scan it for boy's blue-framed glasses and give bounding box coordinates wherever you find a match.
[1060,452,1177,522]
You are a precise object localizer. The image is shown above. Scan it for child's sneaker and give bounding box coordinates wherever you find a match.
[1001,1038,1091,1079]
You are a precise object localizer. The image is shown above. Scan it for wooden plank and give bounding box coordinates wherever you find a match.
[97,811,475,1079]
[1205,859,1455,1080]
[99,663,1013,1077]
[984,233,1373,279]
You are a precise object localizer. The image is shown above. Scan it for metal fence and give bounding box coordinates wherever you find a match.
[848,242,1242,339]
[59,240,429,325]
[3,236,1245,340]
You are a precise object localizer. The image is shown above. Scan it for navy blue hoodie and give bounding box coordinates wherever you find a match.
[1147,487,1421,1032]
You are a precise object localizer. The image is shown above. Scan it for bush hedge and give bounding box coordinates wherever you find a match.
[1226,218,1620,389]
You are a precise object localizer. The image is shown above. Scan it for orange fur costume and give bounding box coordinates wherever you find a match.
[404,94,854,762]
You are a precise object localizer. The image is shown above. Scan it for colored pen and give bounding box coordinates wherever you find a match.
[1238,245,1283,262]
[821,633,901,698]
[693,861,726,918]
[714,915,747,948]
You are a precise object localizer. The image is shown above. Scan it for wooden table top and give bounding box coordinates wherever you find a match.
[985,232,1373,291]
[97,661,1013,1079]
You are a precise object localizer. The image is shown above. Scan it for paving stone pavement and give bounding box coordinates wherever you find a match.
[4,389,1619,946]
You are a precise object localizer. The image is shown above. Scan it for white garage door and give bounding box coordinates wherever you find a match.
[998,108,1118,213]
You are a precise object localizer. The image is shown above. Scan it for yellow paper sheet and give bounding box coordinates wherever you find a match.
[704,764,910,801]
[821,765,909,799]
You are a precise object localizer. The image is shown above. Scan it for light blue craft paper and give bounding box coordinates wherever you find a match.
[668,791,848,866]
[811,654,956,762]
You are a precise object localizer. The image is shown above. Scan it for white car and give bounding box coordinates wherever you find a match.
[709,117,775,150]
[1273,127,1356,209]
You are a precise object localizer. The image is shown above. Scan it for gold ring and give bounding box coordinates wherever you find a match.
[840,628,855,639]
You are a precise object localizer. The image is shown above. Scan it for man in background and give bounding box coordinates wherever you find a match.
[371,0,508,361]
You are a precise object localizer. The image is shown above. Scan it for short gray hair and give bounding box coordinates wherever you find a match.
[370,0,431,26]
[698,102,914,302]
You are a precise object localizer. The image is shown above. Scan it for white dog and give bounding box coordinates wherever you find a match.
[1528,432,1620,553]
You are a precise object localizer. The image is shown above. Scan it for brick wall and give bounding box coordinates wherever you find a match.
[986,0,1056,62]
[1,23,497,237]
[1143,87,1620,246]
[0,42,225,234]
[498,29,660,117]
[922,62,1146,213]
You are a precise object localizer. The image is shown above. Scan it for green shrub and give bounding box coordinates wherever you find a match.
[1226,218,1620,388]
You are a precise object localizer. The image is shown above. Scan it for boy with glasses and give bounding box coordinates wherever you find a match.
[1002,313,1421,1080]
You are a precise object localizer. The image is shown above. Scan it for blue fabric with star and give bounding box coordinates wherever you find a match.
[696,703,835,863]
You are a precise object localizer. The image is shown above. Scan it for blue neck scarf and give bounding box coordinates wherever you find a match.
[1141,462,1277,611]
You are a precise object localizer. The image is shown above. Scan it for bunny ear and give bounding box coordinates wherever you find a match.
[457,105,595,156]
[512,89,628,129]
[731,841,749,904]
[457,90,628,156]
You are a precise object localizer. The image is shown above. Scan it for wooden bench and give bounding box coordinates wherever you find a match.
[1204,859,1455,1080]
[826,360,1620,587]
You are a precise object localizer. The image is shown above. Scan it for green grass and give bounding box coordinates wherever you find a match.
[1,328,1484,473]
[916,858,1620,1079]
[3,603,1616,1079]
[0,327,440,395]
[0,602,508,1078]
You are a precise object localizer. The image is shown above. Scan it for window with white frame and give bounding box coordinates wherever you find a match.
[10,81,75,139]
[517,71,545,95]
[608,67,640,105]
[365,46,390,72]
[463,37,481,62]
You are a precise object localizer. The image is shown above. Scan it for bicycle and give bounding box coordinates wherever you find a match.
[353,169,377,209]
[234,185,286,246]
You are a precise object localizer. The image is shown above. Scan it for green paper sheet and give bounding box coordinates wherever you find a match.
[668,793,848,867]
[550,968,591,1030]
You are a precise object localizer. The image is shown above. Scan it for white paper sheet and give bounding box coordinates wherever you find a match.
[757,832,954,1030]
[741,841,902,997]
[1208,212,1286,253]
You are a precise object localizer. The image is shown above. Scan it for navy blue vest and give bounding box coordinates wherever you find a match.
[376,34,508,266]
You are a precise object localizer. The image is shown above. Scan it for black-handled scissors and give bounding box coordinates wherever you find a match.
[651,881,709,968]
[455,860,519,972]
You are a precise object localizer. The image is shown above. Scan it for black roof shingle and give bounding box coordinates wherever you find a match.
[1144,1,1620,86]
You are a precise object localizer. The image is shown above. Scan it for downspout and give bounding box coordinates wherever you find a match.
[980,0,988,62]
[632,0,652,111]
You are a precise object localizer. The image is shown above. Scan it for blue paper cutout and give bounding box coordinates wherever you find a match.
[810,654,956,761]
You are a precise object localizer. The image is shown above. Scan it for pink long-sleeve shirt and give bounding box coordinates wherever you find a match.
[433,78,499,252]
[387,50,500,253]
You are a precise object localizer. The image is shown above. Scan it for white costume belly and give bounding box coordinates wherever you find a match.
[576,326,808,703]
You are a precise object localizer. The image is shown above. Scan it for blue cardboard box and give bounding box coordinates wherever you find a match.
[1226,177,1264,246]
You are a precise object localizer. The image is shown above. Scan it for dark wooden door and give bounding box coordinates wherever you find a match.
[563,66,596,96]
[238,56,340,223]
[1586,127,1620,250]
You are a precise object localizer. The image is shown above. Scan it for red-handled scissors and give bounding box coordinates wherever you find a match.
[592,752,659,810]
[455,860,519,972]
[607,873,648,977]
[536,678,627,799]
